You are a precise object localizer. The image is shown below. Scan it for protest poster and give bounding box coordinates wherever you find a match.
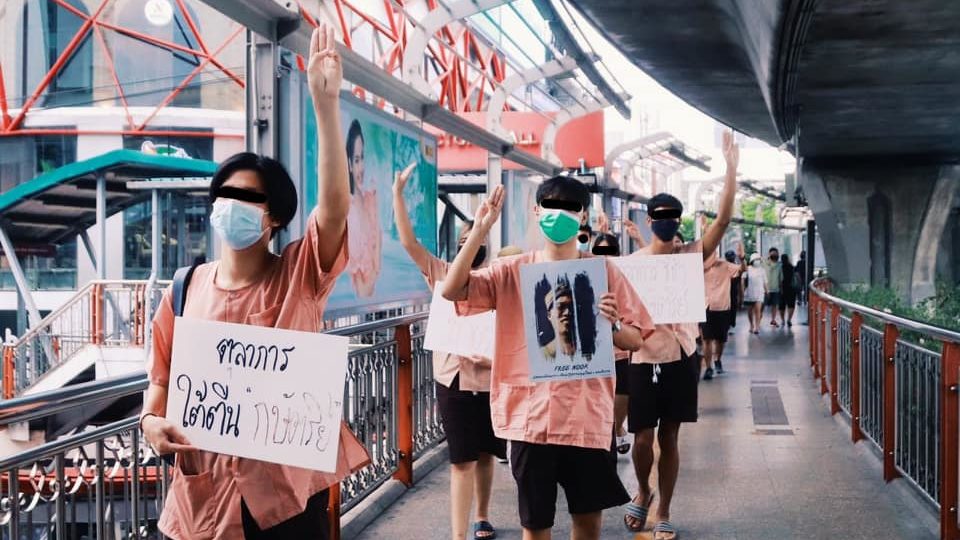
[519,258,613,382]
[612,253,706,324]
[166,317,349,472]
[423,284,495,359]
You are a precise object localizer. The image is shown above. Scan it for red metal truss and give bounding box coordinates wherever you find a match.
[302,0,509,113]
[0,0,245,139]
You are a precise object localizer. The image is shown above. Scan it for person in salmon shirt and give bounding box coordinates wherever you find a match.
[441,176,655,540]
[392,163,505,540]
[139,25,370,540]
[622,131,739,540]
[699,242,745,380]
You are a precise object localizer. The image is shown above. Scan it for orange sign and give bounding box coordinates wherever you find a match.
[427,111,604,173]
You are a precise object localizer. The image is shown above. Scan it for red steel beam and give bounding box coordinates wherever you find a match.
[9,0,111,131]
[0,61,10,129]
[137,27,244,130]
[92,25,135,130]
[881,323,899,482]
[829,304,840,415]
[175,0,211,57]
[940,341,960,540]
[0,129,243,139]
[850,312,863,443]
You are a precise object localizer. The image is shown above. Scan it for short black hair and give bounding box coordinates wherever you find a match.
[536,176,590,210]
[210,152,298,237]
[592,232,621,255]
[769,247,779,253]
[647,192,683,213]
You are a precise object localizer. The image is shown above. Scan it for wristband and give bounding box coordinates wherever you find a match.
[139,412,160,431]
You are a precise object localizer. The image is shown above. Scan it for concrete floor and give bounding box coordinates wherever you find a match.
[354,312,938,539]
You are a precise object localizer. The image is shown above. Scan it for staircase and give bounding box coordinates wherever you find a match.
[0,280,167,443]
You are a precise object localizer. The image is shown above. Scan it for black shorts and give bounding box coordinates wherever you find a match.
[780,289,797,309]
[510,441,629,530]
[436,375,507,464]
[701,310,731,342]
[627,352,700,432]
[241,489,328,539]
[615,358,630,396]
[765,292,781,306]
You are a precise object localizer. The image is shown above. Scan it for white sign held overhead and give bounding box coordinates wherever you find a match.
[612,253,707,324]
[166,317,349,472]
[424,284,495,359]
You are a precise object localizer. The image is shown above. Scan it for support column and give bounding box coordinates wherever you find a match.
[96,173,106,280]
[911,165,960,303]
[487,154,503,253]
[0,226,42,328]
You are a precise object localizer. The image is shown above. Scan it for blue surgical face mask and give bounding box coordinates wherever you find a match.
[210,199,267,251]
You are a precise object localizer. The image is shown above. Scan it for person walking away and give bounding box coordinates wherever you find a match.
[700,244,745,379]
[393,167,505,540]
[778,253,798,327]
[724,250,743,333]
[764,248,783,327]
[743,254,767,334]
[622,132,739,540]
[795,251,807,305]
[442,177,655,540]
[140,26,370,540]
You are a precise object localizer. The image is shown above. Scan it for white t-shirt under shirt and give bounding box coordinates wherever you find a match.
[743,266,767,303]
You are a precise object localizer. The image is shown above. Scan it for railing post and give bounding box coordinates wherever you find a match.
[882,323,900,482]
[90,283,102,345]
[851,312,864,443]
[830,304,840,415]
[2,346,13,399]
[393,323,414,487]
[812,296,821,378]
[328,482,342,540]
[940,341,960,540]
[820,301,829,395]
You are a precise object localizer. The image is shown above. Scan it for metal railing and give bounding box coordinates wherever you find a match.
[1,311,441,539]
[809,279,960,540]
[2,280,170,399]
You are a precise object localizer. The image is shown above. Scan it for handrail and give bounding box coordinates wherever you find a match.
[810,277,960,344]
[1,312,431,426]
[0,416,138,471]
[0,372,148,426]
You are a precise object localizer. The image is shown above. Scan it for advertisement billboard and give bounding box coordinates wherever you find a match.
[304,93,438,316]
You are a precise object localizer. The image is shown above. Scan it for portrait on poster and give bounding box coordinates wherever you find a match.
[519,258,614,382]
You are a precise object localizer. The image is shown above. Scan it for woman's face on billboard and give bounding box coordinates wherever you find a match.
[351,137,365,189]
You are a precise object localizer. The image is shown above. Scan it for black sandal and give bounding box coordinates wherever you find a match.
[474,520,497,539]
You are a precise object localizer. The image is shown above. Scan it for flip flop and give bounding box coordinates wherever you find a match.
[616,435,631,454]
[623,493,654,532]
[653,520,678,540]
[473,520,497,539]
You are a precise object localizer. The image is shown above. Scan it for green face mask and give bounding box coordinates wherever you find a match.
[539,208,581,244]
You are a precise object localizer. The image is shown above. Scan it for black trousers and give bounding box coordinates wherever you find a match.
[241,489,330,539]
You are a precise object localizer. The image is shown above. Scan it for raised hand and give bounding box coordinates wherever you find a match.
[392,163,417,196]
[308,24,342,105]
[473,185,504,236]
[722,130,740,174]
[624,218,641,240]
[597,210,610,233]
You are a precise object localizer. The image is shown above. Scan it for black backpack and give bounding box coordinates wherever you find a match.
[171,263,200,317]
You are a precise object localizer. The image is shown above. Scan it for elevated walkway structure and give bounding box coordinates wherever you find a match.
[353,315,938,539]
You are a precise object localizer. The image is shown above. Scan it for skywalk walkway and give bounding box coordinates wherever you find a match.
[353,314,938,539]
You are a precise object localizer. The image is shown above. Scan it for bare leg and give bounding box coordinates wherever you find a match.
[614,395,629,438]
[702,339,715,371]
[656,422,682,522]
[570,512,602,540]
[716,341,727,363]
[523,528,551,540]
[626,428,656,529]
[769,302,779,325]
[450,462,477,540]
[474,453,495,536]
[747,305,756,331]
[787,305,795,325]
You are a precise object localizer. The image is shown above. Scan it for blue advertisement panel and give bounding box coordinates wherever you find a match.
[304,93,438,315]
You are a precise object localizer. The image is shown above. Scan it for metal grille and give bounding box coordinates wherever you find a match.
[411,321,444,459]
[894,340,941,506]
[837,316,852,413]
[1,420,172,540]
[859,325,884,447]
[340,330,400,512]
[823,310,832,388]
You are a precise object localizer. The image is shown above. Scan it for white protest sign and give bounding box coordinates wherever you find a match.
[167,317,349,472]
[423,284,495,359]
[612,253,706,324]
[519,258,614,382]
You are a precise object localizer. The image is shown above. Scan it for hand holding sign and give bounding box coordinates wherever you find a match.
[166,318,349,472]
[612,253,706,324]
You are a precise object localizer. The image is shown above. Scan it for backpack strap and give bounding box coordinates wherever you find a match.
[172,263,200,317]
